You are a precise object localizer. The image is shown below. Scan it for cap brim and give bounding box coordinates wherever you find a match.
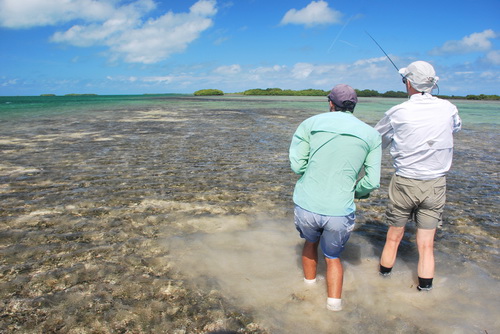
[398,67,408,76]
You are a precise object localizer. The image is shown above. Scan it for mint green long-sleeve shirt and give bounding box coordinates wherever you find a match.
[289,111,382,216]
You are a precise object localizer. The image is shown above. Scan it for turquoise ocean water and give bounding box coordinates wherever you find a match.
[0,94,498,333]
[1,94,498,126]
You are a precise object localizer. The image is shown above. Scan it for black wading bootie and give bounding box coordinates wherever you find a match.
[379,264,392,277]
[417,277,433,291]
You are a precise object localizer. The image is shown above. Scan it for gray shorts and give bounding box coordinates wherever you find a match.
[294,205,355,259]
[386,174,446,229]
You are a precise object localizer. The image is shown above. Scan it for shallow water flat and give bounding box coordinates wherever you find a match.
[0,95,498,333]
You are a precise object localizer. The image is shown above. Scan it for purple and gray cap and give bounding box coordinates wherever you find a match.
[328,84,358,111]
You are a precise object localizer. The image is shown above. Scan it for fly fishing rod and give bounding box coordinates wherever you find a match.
[365,31,403,77]
[365,31,440,94]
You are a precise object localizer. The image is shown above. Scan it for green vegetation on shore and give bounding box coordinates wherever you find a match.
[242,88,328,96]
[192,87,500,100]
[194,89,224,96]
[459,94,500,100]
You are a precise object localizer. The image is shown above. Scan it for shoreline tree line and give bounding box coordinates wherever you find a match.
[193,88,500,100]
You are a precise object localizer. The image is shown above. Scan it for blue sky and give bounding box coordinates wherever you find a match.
[1,0,499,96]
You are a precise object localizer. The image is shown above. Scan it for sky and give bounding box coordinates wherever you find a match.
[1,0,499,96]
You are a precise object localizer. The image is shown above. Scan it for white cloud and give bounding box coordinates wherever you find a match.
[190,0,217,16]
[250,65,286,74]
[291,62,344,79]
[353,56,386,66]
[1,0,217,64]
[49,1,156,48]
[142,76,174,83]
[245,65,286,83]
[109,7,216,64]
[352,59,396,80]
[1,78,18,87]
[480,71,497,79]
[291,63,315,79]
[53,0,217,64]
[0,0,123,28]
[214,36,229,45]
[485,50,500,65]
[214,64,241,75]
[106,75,139,82]
[280,1,342,28]
[98,53,498,95]
[430,29,498,55]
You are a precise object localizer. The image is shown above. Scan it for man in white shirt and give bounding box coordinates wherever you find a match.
[375,61,462,291]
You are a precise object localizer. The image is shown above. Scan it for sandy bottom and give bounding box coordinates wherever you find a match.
[0,100,498,333]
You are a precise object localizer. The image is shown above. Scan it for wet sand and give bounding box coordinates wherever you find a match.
[0,97,498,333]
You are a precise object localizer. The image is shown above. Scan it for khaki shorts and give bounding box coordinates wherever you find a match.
[386,174,446,229]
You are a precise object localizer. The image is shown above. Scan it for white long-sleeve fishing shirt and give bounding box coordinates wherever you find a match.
[375,93,462,180]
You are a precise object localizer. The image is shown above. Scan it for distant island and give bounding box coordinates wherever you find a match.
[194,89,224,96]
[193,88,500,100]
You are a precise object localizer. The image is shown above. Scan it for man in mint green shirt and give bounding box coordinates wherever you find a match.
[289,84,381,311]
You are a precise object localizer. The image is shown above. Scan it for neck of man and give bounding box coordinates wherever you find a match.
[407,84,429,97]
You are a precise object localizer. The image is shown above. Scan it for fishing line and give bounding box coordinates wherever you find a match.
[327,16,354,53]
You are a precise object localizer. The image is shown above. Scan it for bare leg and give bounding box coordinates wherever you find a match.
[416,228,436,279]
[380,226,405,269]
[302,240,319,280]
[325,257,343,299]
